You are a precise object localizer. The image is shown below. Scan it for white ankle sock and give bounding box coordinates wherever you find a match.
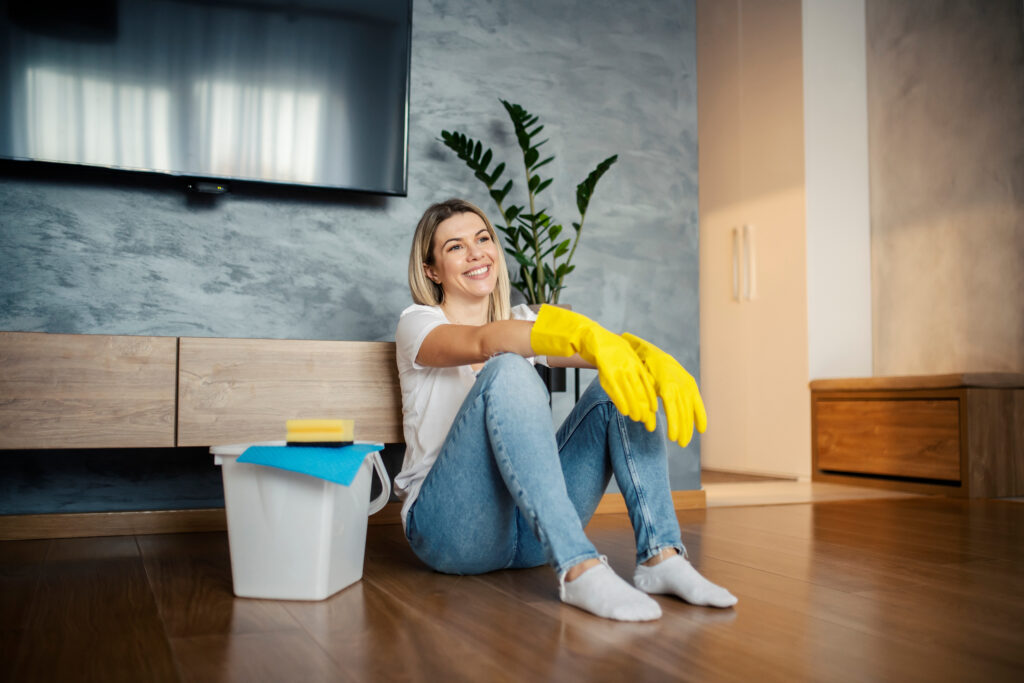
[559,557,662,622]
[634,554,738,608]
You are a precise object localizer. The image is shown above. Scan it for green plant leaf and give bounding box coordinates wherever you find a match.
[511,251,533,268]
[488,162,505,186]
[535,178,553,195]
[505,204,520,221]
[532,156,554,172]
[528,174,540,191]
[576,154,618,215]
[542,263,557,289]
[549,224,562,241]
[554,238,571,258]
[525,148,539,169]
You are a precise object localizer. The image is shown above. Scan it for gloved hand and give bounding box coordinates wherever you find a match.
[622,333,707,447]
[531,305,657,426]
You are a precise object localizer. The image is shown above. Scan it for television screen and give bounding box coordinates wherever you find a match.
[0,0,411,195]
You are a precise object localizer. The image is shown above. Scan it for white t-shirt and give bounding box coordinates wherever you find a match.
[393,303,542,526]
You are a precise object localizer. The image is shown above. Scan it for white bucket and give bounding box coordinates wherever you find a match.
[212,441,390,600]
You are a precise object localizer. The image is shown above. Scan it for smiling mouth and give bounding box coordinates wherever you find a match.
[465,265,491,278]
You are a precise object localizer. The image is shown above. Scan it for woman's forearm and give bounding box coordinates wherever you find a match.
[416,319,535,367]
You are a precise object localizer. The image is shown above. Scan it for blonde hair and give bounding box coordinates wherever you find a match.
[408,198,511,322]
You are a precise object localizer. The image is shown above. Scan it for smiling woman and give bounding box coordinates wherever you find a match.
[391,198,732,622]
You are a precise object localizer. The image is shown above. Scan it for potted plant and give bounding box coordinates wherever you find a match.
[440,100,617,306]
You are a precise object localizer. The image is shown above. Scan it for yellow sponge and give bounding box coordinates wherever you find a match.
[286,419,354,445]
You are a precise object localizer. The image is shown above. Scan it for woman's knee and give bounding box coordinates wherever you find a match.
[479,353,547,398]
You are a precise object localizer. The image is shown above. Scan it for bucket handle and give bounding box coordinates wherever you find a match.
[367,450,390,516]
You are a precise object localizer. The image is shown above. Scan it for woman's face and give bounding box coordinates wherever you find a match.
[425,211,499,305]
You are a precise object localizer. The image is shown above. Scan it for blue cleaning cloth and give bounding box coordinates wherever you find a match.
[238,443,384,486]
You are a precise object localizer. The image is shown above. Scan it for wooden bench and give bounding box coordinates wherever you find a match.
[811,374,1024,497]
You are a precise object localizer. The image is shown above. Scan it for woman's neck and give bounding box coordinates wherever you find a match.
[441,297,489,326]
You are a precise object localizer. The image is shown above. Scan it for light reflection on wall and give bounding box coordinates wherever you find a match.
[193,80,322,185]
[25,67,171,172]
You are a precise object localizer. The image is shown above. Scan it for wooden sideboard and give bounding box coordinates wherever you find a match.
[0,332,402,450]
[0,332,178,449]
[811,374,1024,497]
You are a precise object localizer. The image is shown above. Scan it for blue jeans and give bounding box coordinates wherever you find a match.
[405,353,685,576]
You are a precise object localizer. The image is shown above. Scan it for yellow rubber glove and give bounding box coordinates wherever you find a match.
[531,305,657,426]
[622,333,708,447]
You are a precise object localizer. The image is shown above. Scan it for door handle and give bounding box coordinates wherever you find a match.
[742,224,757,301]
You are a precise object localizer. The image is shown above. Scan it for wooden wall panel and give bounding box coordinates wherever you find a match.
[815,399,961,481]
[178,338,403,446]
[0,333,177,449]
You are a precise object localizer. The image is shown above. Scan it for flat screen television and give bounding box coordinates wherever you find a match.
[0,0,412,195]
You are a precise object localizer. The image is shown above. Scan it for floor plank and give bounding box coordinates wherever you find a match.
[0,539,49,682]
[138,532,302,638]
[9,536,179,683]
[2,497,1023,682]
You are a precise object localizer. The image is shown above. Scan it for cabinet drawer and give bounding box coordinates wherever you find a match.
[0,332,177,449]
[815,399,961,481]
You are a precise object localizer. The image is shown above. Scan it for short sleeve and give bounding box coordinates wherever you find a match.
[395,305,448,372]
[510,304,538,322]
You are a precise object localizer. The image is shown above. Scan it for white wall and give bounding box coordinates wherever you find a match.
[802,0,873,380]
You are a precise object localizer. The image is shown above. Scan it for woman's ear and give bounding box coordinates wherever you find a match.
[423,264,439,284]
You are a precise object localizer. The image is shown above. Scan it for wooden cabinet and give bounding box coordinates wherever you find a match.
[177,337,402,446]
[697,0,810,477]
[811,374,1024,497]
[0,332,177,449]
[0,332,403,450]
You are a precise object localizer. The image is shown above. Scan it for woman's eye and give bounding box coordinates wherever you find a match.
[479,236,490,243]
[448,244,462,252]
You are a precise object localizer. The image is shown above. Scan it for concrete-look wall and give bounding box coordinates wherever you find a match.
[867,0,1024,375]
[0,0,701,513]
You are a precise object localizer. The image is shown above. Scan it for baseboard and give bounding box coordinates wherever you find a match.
[0,490,707,540]
[0,508,227,541]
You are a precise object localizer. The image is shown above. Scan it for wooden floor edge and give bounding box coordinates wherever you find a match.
[0,508,227,541]
[0,490,707,540]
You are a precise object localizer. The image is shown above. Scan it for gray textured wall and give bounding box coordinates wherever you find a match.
[867,0,1024,374]
[0,0,701,511]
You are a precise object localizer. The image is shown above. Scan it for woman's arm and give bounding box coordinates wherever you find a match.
[415,320,536,367]
[548,354,594,369]
[417,319,595,369]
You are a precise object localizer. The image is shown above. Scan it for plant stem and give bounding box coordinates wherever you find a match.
[524,161,544,304]
[554,212,586,305]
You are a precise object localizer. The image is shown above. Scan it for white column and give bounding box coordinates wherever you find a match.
[803,0,873,380]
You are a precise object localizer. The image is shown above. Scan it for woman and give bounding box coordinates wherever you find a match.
[394,198,736,621]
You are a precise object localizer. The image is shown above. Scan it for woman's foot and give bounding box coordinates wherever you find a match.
[634,553,738,608]
[560,557,662,622]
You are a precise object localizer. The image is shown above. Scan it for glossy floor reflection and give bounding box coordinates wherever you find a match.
[3,498,1023,682]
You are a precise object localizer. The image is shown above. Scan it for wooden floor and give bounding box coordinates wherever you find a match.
[3,497,1024,682]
